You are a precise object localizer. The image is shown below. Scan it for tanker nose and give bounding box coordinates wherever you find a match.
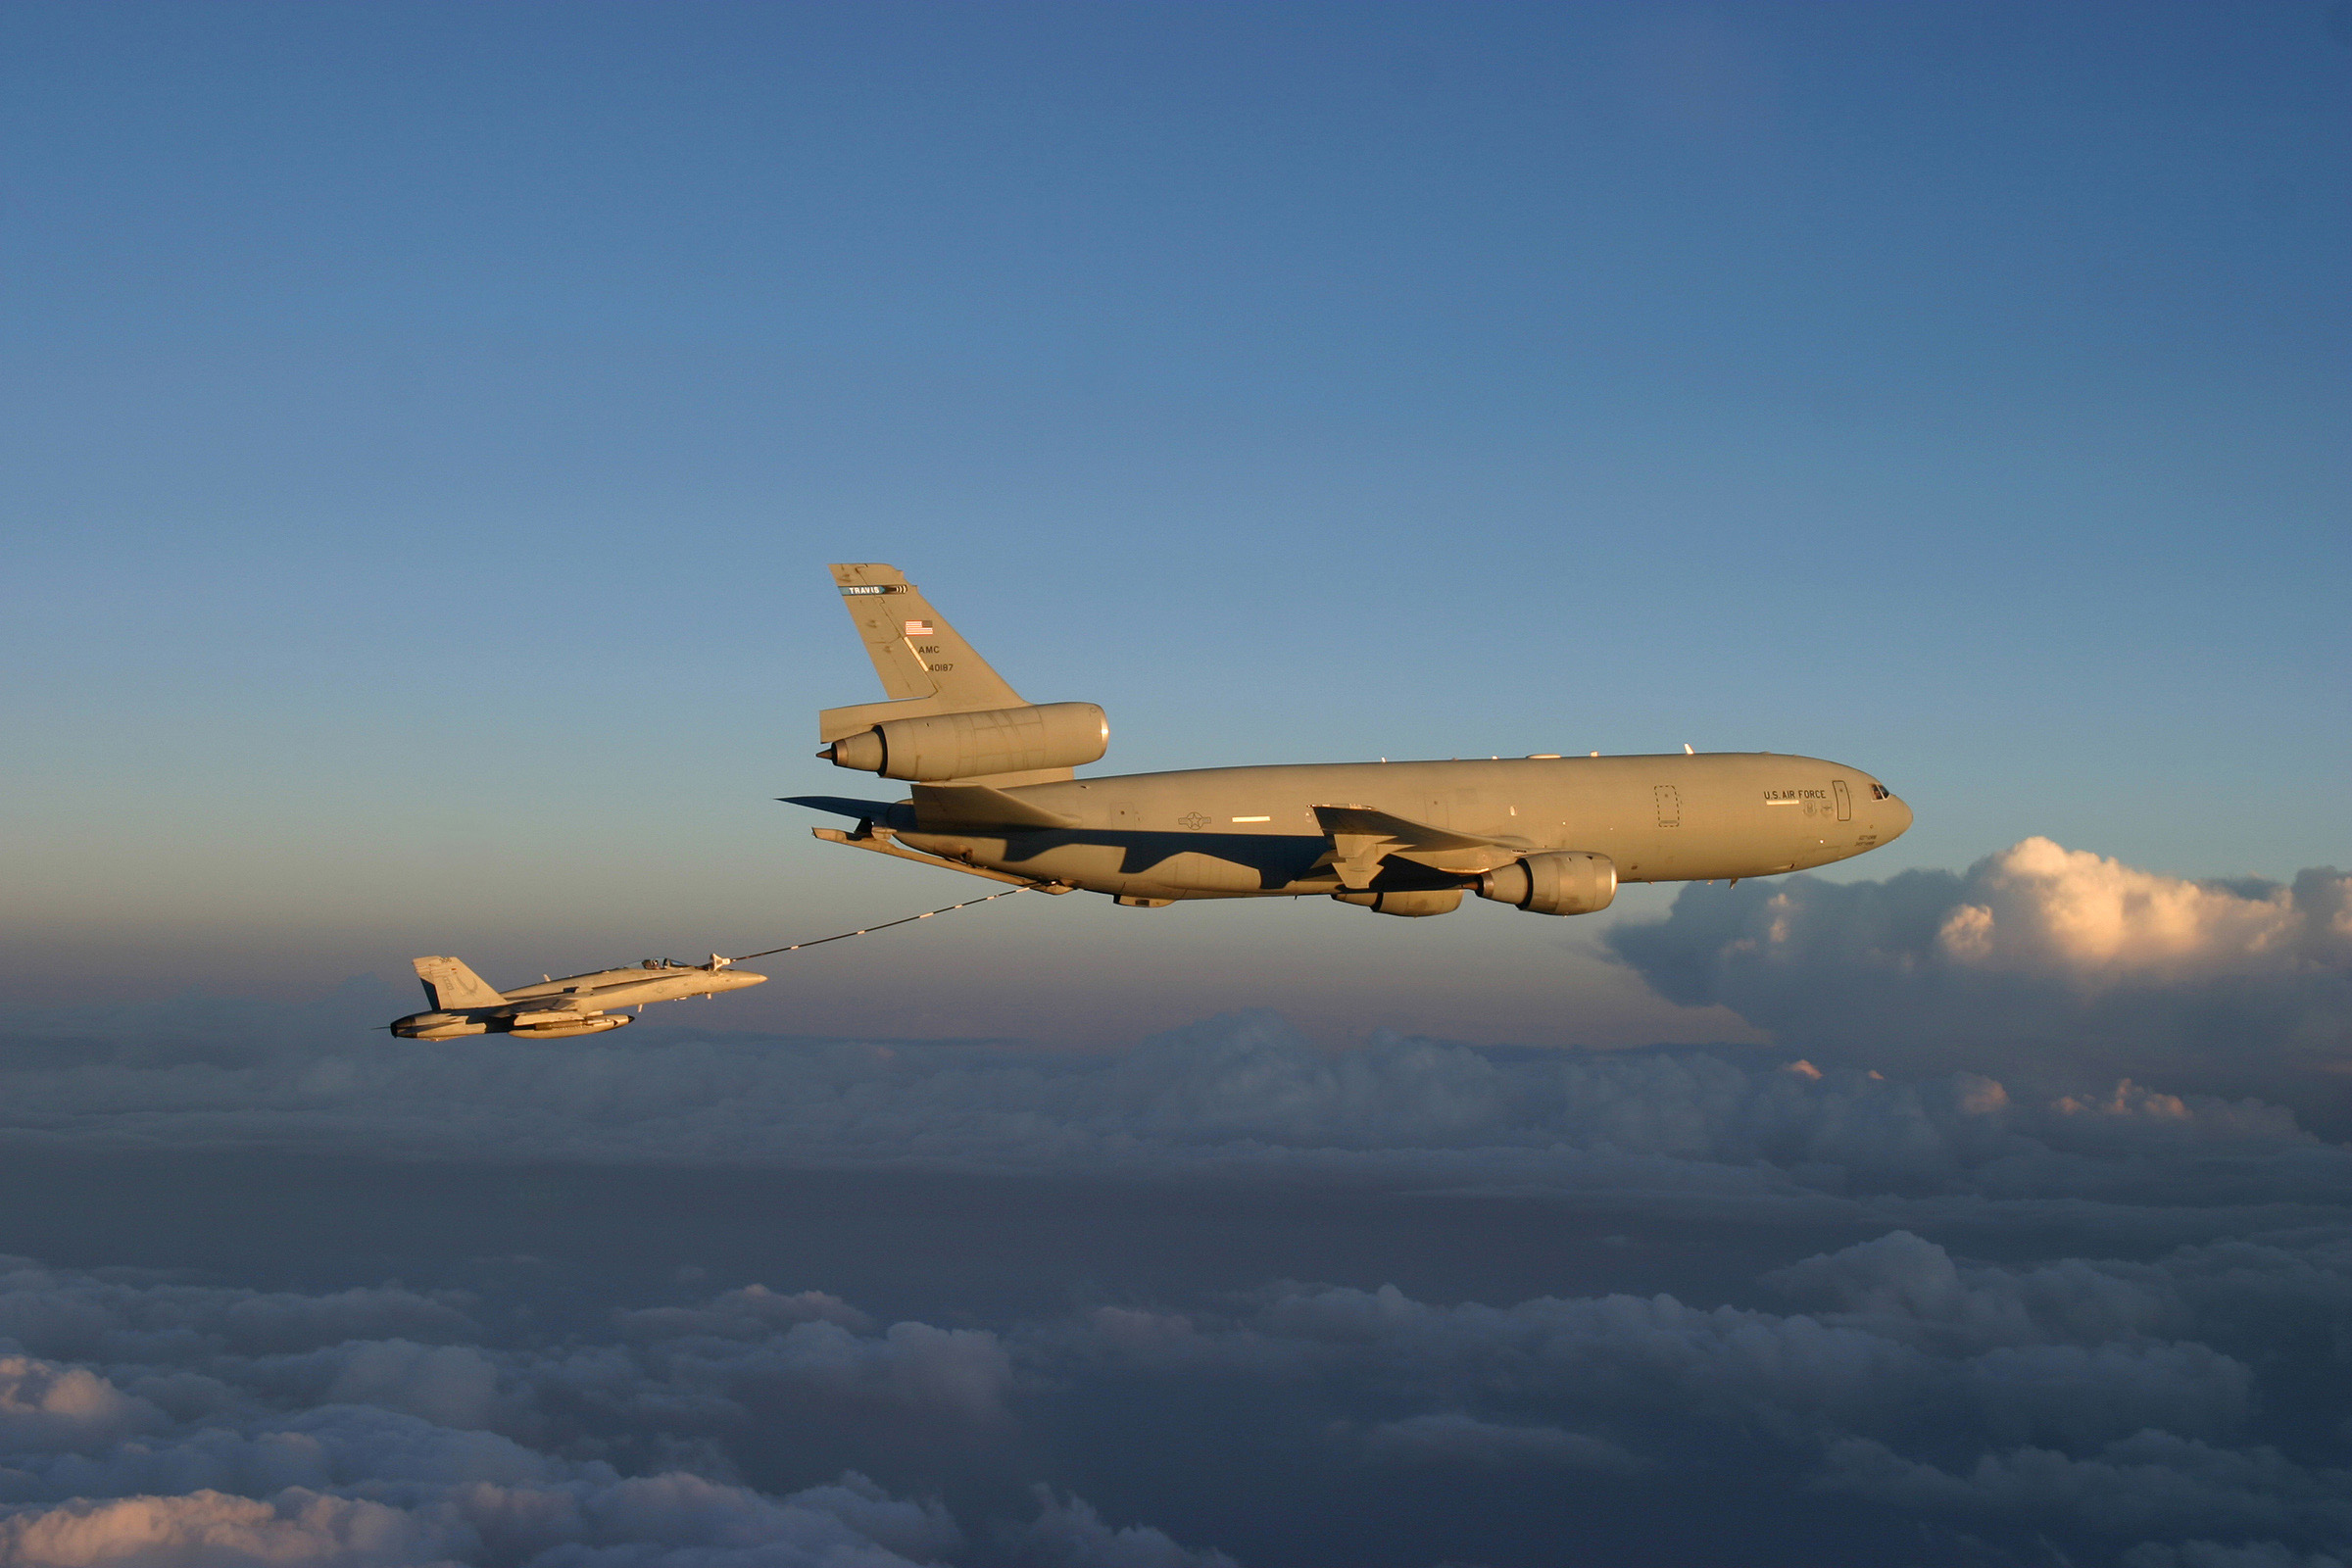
[1864,778,1912,841]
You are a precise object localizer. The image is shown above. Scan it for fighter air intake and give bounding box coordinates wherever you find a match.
[823,702,1108,782]
[1476,852,1617,916]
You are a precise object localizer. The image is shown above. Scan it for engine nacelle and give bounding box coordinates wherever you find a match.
[1476,852,1617,916]
[824,702,1108,782]
[1332,889,1464,918]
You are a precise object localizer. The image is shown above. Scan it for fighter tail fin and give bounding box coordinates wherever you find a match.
[825,564,1024,723]
[413,956,504,1010]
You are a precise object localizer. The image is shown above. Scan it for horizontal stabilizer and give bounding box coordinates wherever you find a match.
[414,956,504,1011]
[811,825,1076,892]
[780,795,909,826]
[911,782,1079,831]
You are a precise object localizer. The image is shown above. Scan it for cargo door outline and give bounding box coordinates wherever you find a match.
[1833,780,1851,821]
[1654,785,1681,828]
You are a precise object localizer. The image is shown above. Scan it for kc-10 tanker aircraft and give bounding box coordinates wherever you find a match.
[391,955,767,1040]
[787,564,1911,917]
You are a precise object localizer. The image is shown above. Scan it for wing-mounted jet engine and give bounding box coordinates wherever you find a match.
[786,564,1914,914]
[1476,851,1618,915]
[390,955,766,1041]
[1307,807,1618,918]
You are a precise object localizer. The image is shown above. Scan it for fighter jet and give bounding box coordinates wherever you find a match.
[786,564,1912,917]
[390,955,766,1040]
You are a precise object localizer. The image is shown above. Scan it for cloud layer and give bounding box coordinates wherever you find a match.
[0,838,2345,1563]
[0,1207,2343,1567]
[1609,839,2352,1126]
[0,1249,1230,1567]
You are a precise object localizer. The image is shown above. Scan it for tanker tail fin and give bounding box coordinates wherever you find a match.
[827,564,1024,721]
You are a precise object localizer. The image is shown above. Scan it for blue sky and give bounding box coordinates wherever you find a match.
[2,1,2345,1039]
[2,14,2351,1563]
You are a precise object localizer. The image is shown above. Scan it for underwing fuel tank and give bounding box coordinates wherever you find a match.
[394,1013,490,1041]
[505,1013,634,1040]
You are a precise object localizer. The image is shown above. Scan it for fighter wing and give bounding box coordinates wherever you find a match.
[1309,805,1530,889]
[496,989,612,1025]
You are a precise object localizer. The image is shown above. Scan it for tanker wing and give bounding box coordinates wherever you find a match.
[1309,804,1529,888]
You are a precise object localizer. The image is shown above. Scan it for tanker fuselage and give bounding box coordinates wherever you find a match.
[891,751,1909,905]
[796,565,1913,915]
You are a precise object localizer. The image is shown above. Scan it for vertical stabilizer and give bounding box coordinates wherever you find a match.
[829,564,1024,711]
[414,956,505,1010]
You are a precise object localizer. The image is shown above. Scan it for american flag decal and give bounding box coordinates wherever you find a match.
[903,619,935,635]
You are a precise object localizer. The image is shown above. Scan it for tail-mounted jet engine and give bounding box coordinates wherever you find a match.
[823,702,1108,782]
[1476,852,1617,916]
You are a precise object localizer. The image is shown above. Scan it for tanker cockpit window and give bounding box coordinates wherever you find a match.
[1871,783,1893,801]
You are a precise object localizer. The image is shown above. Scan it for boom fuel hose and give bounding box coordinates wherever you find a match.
[727,886,1036,963]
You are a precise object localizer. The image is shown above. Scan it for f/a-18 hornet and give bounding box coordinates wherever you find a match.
[787,564,1911,918]
[391,956,766,1040]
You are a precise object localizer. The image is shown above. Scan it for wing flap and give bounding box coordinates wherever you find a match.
[1308,805,1530,887]
[1309,805,1494,851]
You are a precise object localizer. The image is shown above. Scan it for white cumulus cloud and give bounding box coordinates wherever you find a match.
[1608,841,2352,1121]
[1934,839,2342,981]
